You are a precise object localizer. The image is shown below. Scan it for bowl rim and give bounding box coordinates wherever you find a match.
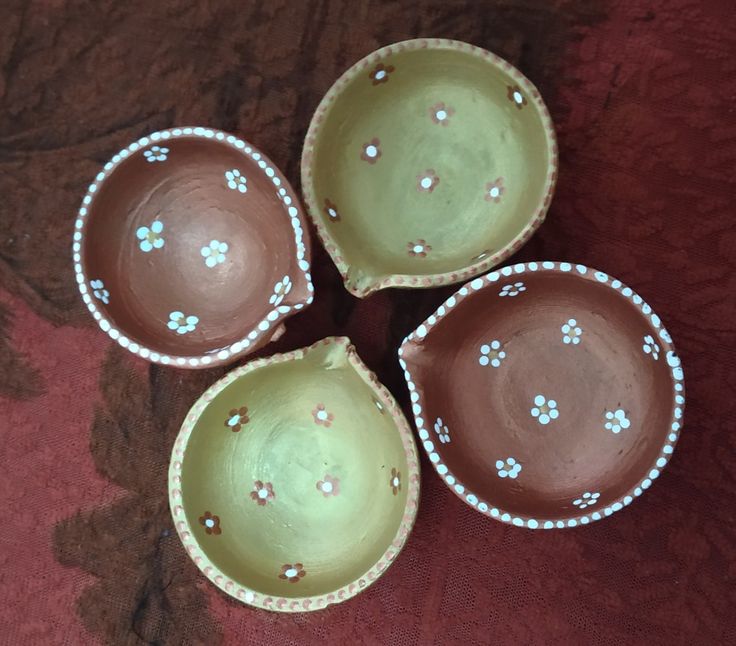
[399,261,685,529]
[72,126,314,369]
[168,336,421,612]
[301,37,558,298]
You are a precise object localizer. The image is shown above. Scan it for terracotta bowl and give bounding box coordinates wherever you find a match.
[169,337,420,611]
[72,127,313,368]
[399,262,684,528]
[301,38,557,297]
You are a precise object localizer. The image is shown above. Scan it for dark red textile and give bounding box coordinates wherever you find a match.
[1,1,735,644]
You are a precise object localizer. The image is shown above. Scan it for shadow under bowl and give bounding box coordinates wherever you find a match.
[73,127,313,368]
[302,38,557,297]
[400,262,684,529]
[169,337,420,611]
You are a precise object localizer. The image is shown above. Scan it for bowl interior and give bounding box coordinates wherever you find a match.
[83,134,309,358]
[179,340,413,599]
[307,43,553,291]
[403,269,677,521]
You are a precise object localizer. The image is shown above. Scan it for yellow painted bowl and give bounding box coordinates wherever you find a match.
[169,337,420,611]
[302,38,557,297]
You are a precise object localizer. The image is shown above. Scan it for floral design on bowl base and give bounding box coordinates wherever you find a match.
[479,340,505,367]
[167,311,199,335]
[496,457,521,479]
[417,169,440,193]
[279,563,306,583]
[90,279,110,304]
[224,407,249,432]
[369,63,394,85]
[250,481,275,506]
[604,409,630,434]
[360,138,382,164]
[199,512,221,535]
[312,404,334,427]
[531,395,559,426]
[136,220,164,252]
[572,492,600,509]
[316,475,340,497]
[485,178,505,203]
[390,468,401,495]
[429,102,455,125]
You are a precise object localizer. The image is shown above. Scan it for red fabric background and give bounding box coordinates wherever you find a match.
[1,1,735,644]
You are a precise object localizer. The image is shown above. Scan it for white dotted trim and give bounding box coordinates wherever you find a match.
[399,261,684,529]
[168,337,420,611]
[73,128,313,367]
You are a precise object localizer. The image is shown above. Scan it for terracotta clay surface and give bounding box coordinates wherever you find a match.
[400,263,683,527]
[302,39,557,297]
[77,128,312,367]
[170,337,420,611]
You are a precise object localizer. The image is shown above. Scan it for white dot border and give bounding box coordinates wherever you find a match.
[72,127,314,368]
[398,261,685,529]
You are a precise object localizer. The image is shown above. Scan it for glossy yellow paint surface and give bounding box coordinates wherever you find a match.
[174,338,418,606]
[303,40,556,295]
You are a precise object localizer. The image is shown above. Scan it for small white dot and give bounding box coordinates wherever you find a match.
[365,145,378,157]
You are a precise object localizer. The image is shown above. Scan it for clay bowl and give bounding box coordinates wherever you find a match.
[301,38,557,297]
[399,262,684,528]
[169,337,420,611]
[72,127,313,368]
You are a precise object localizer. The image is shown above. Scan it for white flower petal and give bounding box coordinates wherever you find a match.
[151,220,163,233]
[136,227,149,240]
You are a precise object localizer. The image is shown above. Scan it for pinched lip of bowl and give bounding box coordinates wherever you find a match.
[399,262,684,529]
[169,337,420,611]
[301,38,557,297]
[73,127,313,369]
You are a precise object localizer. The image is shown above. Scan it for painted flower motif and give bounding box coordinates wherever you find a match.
[369,62,395,85]
[279,563,306,583]
[200,239,229,268]
[324,198,341,222]
[224,406,249,432]
[360,138,382,164]
[225,168,247,193]
[143,145,169,162]
[433,417,450,444]
[417,169,440,193]
[507,85,527,109]
[499,282,526,297]
[167,311,199,335]
[496,457,522,479]
[485,178,505,203]
[604,409,631,434]
[572,491,600,509]
[316,474,340,497]
[136,220,165,252]
[531,394,559,426]
[561,318,583,345]
[269,276,292,306]
[390,468,401,495]
[250,480,275,506]
[479,340,506,367]
[90,279,110,305]
[643,334,660,360]
[312,404,334,427]
[429,102,455,125]
[198,511,221,535]
[408,239,431,257]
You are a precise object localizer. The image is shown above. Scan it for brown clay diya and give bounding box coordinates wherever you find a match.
[399,262,684,528]
[169,337,420,611]
[301,38,557,297]
[73,127,313,368]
